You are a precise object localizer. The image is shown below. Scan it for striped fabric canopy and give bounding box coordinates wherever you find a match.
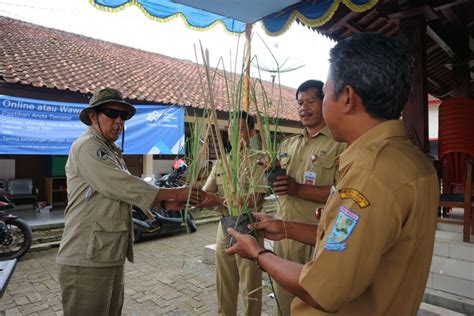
[90,0,379,35]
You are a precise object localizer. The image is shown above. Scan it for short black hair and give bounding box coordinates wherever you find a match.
[296,80,324,100]
[230,110,255,130]
[329,32,413,120]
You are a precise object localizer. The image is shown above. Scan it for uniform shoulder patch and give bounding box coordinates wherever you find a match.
[96,147,109,160]
[338,188,370,208]
[325,205,360,252]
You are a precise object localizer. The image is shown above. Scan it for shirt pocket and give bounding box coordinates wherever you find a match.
[87,219,128,263]
[312,155,337,186]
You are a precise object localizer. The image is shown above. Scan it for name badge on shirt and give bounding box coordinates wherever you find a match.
[304,171,316,185]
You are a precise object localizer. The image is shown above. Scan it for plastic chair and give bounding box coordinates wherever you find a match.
[439,155,474,242]
[7,178,38,209]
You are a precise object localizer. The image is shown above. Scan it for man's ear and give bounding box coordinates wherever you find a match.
[342,85,361,114]
[88,111,98,125]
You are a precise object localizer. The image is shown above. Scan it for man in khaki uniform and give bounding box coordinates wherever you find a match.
[225,33,439,316]
[197,111,266,316]
[57,88,196,316]
[272,80,345,316]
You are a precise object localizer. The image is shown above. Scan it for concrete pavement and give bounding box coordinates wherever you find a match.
[0,222,467,315]
[0,223,276,315]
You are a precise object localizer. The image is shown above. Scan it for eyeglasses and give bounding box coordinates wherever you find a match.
[97,108,133,121]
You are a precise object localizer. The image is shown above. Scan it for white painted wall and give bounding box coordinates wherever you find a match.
[429,106,439,139]
[0,159,15,181]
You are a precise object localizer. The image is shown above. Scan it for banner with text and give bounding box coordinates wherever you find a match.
[0,95,184,155]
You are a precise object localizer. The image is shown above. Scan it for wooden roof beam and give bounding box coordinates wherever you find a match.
[374,20,397,35]
[427,44,439,54]
[367,17,388,32]
[426,25,456,58]
[437,7,462,28]
[346,21,364,33]
[428,76,441,89]
[328,11,358,33]
[433,0,471,12]
[388,4,439,21]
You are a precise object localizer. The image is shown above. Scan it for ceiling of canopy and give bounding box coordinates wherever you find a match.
[174,0,300,24]
[91,0,380,35]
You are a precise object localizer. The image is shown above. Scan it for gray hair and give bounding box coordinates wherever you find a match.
[329,32,413,120]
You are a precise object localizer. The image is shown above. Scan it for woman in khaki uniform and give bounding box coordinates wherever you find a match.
[197,111,267,316]
[57,88,197,316]
[225,33,439,316]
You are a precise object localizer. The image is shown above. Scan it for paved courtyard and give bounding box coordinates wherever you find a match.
[0,223,276,316]
[0,221,465,316]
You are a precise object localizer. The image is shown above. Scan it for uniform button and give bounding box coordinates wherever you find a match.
[315,207,323,220]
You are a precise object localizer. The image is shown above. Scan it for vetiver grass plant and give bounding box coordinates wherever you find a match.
[183,37,286,314]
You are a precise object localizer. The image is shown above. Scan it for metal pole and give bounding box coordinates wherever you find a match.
[243,23,252,112]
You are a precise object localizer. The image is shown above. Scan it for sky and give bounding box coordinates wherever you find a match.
[0,0,335,89]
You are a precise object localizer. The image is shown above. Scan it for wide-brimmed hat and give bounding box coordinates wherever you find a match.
[80,88,136,125]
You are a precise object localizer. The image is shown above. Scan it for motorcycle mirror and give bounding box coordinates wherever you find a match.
[178,163,188,173]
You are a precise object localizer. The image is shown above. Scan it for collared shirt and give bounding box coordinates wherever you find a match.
[292,120,439,315]
[57,127,159,267]
[277,126,346,223]
[203,148,267,216]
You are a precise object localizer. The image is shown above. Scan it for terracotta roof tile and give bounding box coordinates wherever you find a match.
[0,16,300,122]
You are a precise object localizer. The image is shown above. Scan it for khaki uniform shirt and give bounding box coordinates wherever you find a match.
[56,127,159,267]
[292,120,439,315]
[203,149,267,215]
[277,126,346,223]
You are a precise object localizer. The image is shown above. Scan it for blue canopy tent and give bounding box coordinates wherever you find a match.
[90,0,379,35]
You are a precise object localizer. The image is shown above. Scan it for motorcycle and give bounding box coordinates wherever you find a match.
[132,159,197,242]
[0,189,32,260]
